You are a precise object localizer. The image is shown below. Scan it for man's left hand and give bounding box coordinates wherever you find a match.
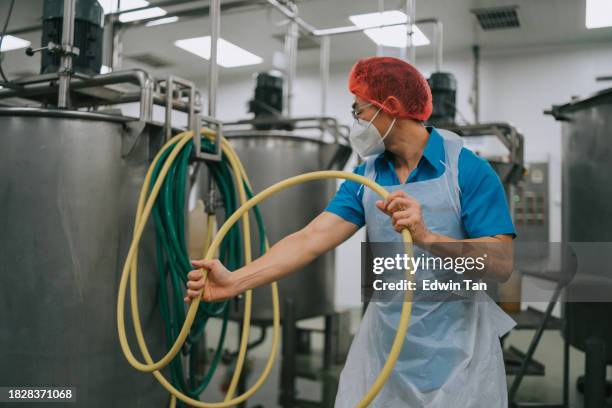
[375,190,433,244]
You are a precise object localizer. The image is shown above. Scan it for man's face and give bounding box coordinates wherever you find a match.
[352,97,377,122]
[352,97,395,138]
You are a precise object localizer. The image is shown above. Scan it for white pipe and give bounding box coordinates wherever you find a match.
[58,0,76,108]
[283,14,298,117]
[208,0,220,118]
[405,0,416,64]
[319,35,330,116]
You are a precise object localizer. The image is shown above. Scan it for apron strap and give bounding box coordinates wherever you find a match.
[358,156,377,201]
[435,128,464,218]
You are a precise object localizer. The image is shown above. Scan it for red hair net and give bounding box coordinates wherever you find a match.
[348,56,432,121]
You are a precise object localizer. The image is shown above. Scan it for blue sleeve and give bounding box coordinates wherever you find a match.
[458,148,516,239]
[324,163,366,227]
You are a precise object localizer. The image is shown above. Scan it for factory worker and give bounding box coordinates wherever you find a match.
[185,56,516,407]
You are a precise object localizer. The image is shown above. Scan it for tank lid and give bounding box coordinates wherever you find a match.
[0,107,134,123]
[547,87,612,120]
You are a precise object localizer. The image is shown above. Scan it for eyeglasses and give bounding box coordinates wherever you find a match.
[351,102,373,120]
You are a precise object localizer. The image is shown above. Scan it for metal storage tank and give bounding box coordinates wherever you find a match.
[0,108,168,407]
[549,88,612,360]
[225,131,351,322]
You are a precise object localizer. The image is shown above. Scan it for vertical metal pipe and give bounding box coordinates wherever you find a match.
[283,9,298,117]
[377,0,384,57]
[165,77,173,140]
[208,0,221,118]
[57,0,76,108]
[563,333,570,407]
[279,297,297,407]
[319,35,330,117]
[433,21,443,72]
[111,20,125,71]
[405,0,416,64]
[471,45,480,124]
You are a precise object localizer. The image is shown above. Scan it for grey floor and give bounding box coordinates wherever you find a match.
[195,311,610,408]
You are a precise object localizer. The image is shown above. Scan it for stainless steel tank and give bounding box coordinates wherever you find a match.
[225,131,351,322]
[549,88,612,362]
[0,108,168,407]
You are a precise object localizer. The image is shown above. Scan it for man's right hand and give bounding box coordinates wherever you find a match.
[184,259,239,303]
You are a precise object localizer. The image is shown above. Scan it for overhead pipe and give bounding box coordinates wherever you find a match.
[0,69,154,122]
[265,0,317,35]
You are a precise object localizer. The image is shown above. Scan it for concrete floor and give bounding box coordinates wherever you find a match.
[195,310,610,408]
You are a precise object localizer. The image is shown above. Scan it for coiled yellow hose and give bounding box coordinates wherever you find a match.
[117,130,414,407]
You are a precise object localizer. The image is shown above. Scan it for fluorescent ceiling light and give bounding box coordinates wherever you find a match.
[119,7,166,23]
[0,35,31,52]
[349,11,430,48]
[99,0,149,14]
[174,36,263,68]
[145,16,179,27]
[586,0,612,29]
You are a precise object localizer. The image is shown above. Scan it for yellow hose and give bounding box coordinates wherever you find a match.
[117,131,414,407]
[118,131,281,407]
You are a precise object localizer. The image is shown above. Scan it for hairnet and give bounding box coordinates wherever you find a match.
[348,56,433,121]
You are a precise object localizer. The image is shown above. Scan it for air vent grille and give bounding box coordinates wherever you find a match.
[472,6,520,30]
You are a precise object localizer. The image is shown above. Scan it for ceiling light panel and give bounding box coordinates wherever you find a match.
[349,11,430,48]
[174,36,263,68]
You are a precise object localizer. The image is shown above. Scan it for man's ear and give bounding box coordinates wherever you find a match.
[383,96,403,116]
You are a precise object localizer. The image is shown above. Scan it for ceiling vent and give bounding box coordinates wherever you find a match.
[125,52,174,68]
[472,6,520,30]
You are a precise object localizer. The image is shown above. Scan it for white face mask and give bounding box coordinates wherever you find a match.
[349,107,396,159]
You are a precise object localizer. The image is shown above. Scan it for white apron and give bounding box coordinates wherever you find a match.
[335,130,515,407]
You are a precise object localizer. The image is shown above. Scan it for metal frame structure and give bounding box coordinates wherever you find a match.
[264,0,443,116]
[443,122,524,170]
[6,0,444,120]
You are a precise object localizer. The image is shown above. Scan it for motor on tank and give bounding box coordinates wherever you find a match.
[248,71,293,130]
[427,72,457,127]
[36,0,104,76]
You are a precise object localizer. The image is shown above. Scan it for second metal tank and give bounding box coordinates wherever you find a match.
[549,89,612,361]
[225,130,351,321]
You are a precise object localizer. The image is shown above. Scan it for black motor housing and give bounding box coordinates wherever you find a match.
[427,72,457,126]
[41,0,104,76]
[248,71,291,130]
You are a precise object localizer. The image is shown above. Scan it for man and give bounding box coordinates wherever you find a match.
[185,57,516,407]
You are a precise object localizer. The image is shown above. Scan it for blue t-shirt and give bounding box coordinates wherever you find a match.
[325,128,516,239]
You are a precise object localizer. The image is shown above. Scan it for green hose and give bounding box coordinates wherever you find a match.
[148,136,267,406]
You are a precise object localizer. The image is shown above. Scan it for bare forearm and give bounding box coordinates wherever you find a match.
[424,232,514,282]
[233,229,321,293]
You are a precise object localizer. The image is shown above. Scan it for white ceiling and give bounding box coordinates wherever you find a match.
[2,0,612,82]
